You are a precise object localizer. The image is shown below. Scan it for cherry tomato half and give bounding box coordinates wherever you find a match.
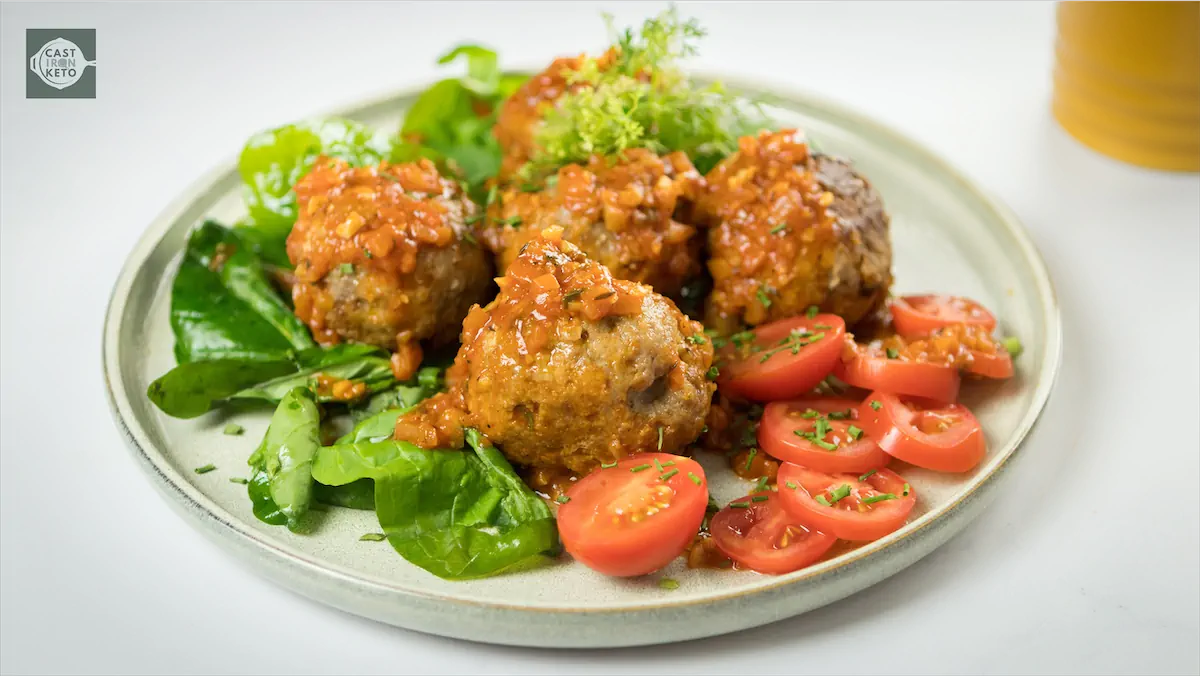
[758,397,889,474]
[776,464,916,541]
[835,343,961,403]
[857,393,987,472]
[558,453,708,577]
[709,492,836,574]
[718,314,846,402]
[965,347,1014,379]
[890,295,997,337]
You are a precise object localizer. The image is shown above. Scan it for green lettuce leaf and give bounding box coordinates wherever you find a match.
[311,429,558,579]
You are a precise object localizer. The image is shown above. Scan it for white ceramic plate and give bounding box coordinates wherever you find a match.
[103,77,1061,648]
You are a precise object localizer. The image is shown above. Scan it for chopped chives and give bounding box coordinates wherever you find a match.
[847,425,864,440]
[687,472,702,485]
[753,476,769,493]
[659,469,679,482]
[815,495,831,507]
[359,533,387,542]
[555,495,571,504]
[814,323,832,330]
[744,448,757,472]
[862,493,897,504]
[228,477,249,485]
[870,400,883,411]
[687,334,707,344]
[562,288,584,305]
[657,426,665,451]
[805,305,819,319]
[661,460,676,467]
[729,501,750,508]
[593,291,616,300]
[858,469,877,481]
[828,483,852,504]
[827,409,852,420]
[462,232,477,246]
[751,494,769,503]
[464,213,484,225]
[785,481,798,490]
[706,365,719,380]
[193,464,216,475]
[601,461,617,469]
[886,348,900,359]
[654,458,664,471]
[338,263,354,275]
[658,577,680,590]
[801,409,821,419]
[223,423,244,436]
[756,285,772,308]
[903,483,911,496]
[486,185,498,205]
[770,223,788,234]
[630,463,652,472]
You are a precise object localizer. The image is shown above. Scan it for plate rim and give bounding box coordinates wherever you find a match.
[102,73,1063,617]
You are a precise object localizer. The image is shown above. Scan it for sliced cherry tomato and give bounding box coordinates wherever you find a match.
[890,295,997,337]
[776,464,916,541]
[966,347,1014,379]
[758,397,888,473]
[857,392,987,472]
[835,343,961,402]
[558,453,708,577]
[718,314,846,402]
[709,492,836,574]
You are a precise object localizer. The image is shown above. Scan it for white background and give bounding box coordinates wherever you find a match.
[2,2,1198,674]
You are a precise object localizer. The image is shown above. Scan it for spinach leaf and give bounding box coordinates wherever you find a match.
[311,429,558,579]
[253,387,321,532]
[147,358,296,419]
[230,345,394,404]
[238,119,394,243]
[171,221,313,363]
[337,408,409,444]
[350,365,443,423]
[314,480,375,511]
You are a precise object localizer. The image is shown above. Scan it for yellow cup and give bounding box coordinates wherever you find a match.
[1053,1,1200,172]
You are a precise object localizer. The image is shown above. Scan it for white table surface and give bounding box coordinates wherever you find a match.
[2,2,1197,674]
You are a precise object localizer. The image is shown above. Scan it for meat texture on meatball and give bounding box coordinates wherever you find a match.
[480,149,705,300]
[287,157,493,378]
[697,129,892,334]
[394,227,715,474]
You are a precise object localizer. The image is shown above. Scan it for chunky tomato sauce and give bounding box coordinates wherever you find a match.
[698,130,838,331]
[846,323,1003,370]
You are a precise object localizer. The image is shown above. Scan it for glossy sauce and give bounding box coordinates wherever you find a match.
[846,323,1003,370]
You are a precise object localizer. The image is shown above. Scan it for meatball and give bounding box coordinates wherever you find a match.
[492,50,618,179]
[287,157,493,378]
[697,129,892,333]
[480,149,705,300]
[394,227,715,474]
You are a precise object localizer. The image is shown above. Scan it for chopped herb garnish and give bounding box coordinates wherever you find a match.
[814,323,832,330]
[862,493,897,504]
[520,183,541,193]
[193,464,216,475]
[630,463,652,472]
[687,334,707,344]
[687,471,702,485]
[744,447,757,471]
[363,248,373,259]
[228,477,249,485]
[657,426,665,450]
[593,291,616,300]
[785,481,798,490]
[812,417,832,439]
[903,483,911,496]
[753,476,769,493]
[826,409,852,420]
[756,285,773,308]
[828,483,852,504]
[751,494,769,503]
[462,232,478,246]
[858,469,877,481]
[805,305,819,319]
[847,425,864,440]
[870,400,883,411]
[661,460,676,467]
[658,577,680,590]
[659,469,679,482]
[1002,336,1024,357]
[815,495,831,507]
[338,263,354,275]
[562,288,584,305]
[886,348,900,359]
[223,423,244,436]
[359,533,387,542]
[757,331,823,363]
[556,495,571,504]
[486,184,498,205]
[654,458,664,471]
[706,365,719,380]
[801,409,821,419]
[499,216,523,227]
[464,213,484,226]
[730,330,755,348]
[601,461,617,469]
[770,223,788,235]
[729,500,750,509]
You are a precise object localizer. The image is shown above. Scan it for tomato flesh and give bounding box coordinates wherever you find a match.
[857,392,987,472]
[965,346,1014,379]
[558,453,708,577]
[835,344,961,403]
[709,492,836,574]
[718,314,846,402]
[890,295,997,337]
[776,464,916,541]
[758,397,888,474]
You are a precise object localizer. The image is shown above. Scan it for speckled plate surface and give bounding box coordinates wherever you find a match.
[103,77,1061,648]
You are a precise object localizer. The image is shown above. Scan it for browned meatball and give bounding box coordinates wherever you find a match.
[394,228,715,474]
[288,158,493,378]
[697,129,892,334]
[480,149,705,300]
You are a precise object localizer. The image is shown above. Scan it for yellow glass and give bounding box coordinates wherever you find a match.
[1053,1,1200,172]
